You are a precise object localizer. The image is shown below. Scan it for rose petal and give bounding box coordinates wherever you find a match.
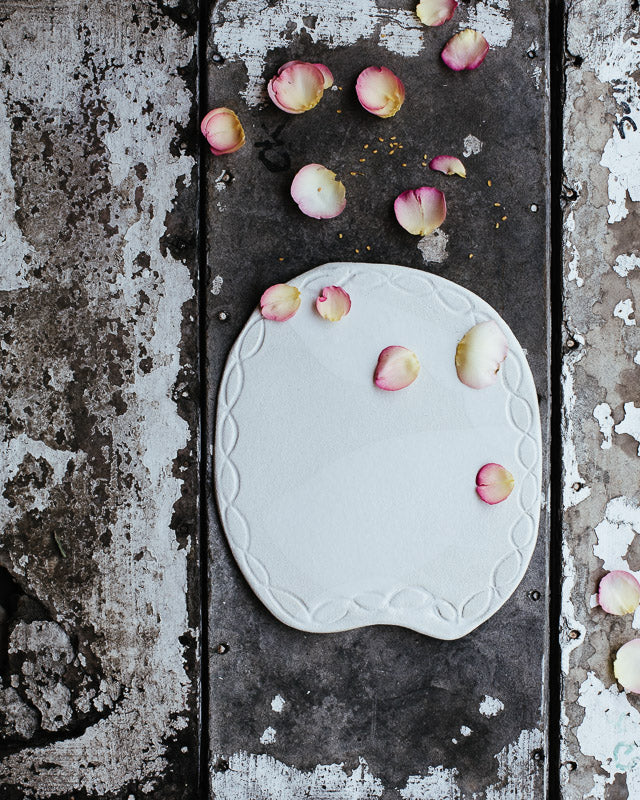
[267,62,329,114]
[374,346,420,391]
[455,321,508,389]
[598,571,640,615]
[356,66,405,118]
[429,155,466,177]
[260,284,301,321]
[476,463,514,505]
[416,0,458,26]
[394,187,446,236]
[200,108,245,155]
[316,286,351,321]
[441,29,489,71]
[291,164,346,219]
[614,640,640,694]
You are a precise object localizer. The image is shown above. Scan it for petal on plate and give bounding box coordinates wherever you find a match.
[441,29,489,71]
[416,0,458,26]
[455,320,508,389]
[267,62,328,113]
[374,346,420,391]
[614,640,640,694]
[316,286,351,321]
[356,66,406,118]
[394,187,446,235]
[429,155,466,177]
[476,463,515,505]
[291,164,346,219]
[260,284,301,321]
[200,107,245,155]
[598,571,640,615]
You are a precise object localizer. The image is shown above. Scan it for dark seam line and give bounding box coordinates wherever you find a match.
[548,0,566,796]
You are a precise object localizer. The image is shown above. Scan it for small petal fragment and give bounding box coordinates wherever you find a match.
[316,286,351,321]
[416,0,458,26]
[260,284,301,321]
[614,640,640,694]
[441,29,489,71]
[476,463,514,505]
[268,61,332,114]
[291,164,346,219]
[394,187,446,236]
[200,108,245,155]
[356,67,406,118]
[374,346,420,391]
[455,321,508,389]
[598,571,640,615]
[429,155,466,177]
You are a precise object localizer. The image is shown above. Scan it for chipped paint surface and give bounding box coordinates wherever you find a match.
[479,695,505,718]
[417,229,448,264]
[462,134,483,158]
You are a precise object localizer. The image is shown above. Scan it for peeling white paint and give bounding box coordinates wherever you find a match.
[462,134,483,158]
[635,351,640,366]
[260,726,277,745]
[485,729,544,800]
[593,496,640,573]
[561,541,586,675]
[463,0,513,49]
[613,253,640,277]
[615,403,640,455]
[593,402,614,450]
[399,767,460,800]
[271,694,286,713]
[479,695,504,718]
[561,330,591,509]
[417,229,448,265]
[211,274,224,295]
[460,725,472,737]
[613,297,636,326]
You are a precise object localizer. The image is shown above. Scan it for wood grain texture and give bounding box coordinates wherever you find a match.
[0,2,200,797]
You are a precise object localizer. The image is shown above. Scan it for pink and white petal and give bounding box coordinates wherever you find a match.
[598,571,640,615]
[356,66,405,118]
[260,284,301,321]
[291,164,346,219]
[374,346,420,391]
[429,155,466,177]
[312,62,334,89]
[455,321,508,389]
[201,108,245,155]
[441,29,489,71]
[316,286,351,321]
[394,187,446,236]
[416,0,458,26]
[267,62,326,113]
[614,640,640,694]
[476,463,515,505]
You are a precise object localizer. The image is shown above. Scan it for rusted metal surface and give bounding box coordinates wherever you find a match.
[560,2,640,798]
[205,1,550,796]
[0,1,200,797]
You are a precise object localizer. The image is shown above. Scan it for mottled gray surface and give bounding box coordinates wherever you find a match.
[205,1,550,796]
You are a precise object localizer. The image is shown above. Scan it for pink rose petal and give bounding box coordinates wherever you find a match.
[356,66,405,118]
[598,571,640,615]
[455,321,508,389]
[476,463,514,505]
[394,187,446,236]
[316,286,351,321]
[614,640,640,694]
[200,108,245,155]
[429,155,466,177]
[267,61,331,114]
[441,29,489,71]
[260,284,301,321]
[416,0,458,26]
[291,164,346,219]
[374,346,420,391]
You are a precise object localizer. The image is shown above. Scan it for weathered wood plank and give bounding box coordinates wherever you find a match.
[205,1,550,796]
[560,1,640,797]
[0,2,200,796]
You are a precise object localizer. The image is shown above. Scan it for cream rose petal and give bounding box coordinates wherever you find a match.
[356,66,405,118]
[394,187,446,236]
[441,29,489,71]
[374,346,420,391]
[260,284,301,321]
[455,321,508,389]
[429,155,466,177]
[267,61,329,114]
[598,571,640,615]
[614,640,640,694]
[291,164,346,219]
[316,286,351,321]
[200,107,245,155]
[476,463,515,505]
[416,0,458,26]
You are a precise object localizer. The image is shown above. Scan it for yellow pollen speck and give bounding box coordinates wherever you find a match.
[389,149,395,155]
[378,137,384,142]
[363,144,369,149]
[355,248,360,253]
[336,109,342,114]
[338,233,343,239]
[494,202,501,207]
[402,163,407,167]
[359,158,366,162]
[502,215,507,221]
[487,179,492,186]
[398,144,403,148]
[469,253,473,259]
[338,86,343,91]
[390,136,397,140]
[372,149,378,153]
[422,162,427,166]
[278,257,284,261]
[350,171,357,176]
[495,222,500,228]
[366,245,371,251]
[423,154,427,159]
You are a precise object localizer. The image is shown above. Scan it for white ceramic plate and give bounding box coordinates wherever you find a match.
[215,263,542,639]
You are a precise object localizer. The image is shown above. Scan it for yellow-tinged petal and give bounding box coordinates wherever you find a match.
[476,463,514,504]
[429,155,466,177]
[394,187,446,236]
[455,321,508,389]
[291,164,346,219]
[441,29,489,70]
[374,346,420,391]
[598,571,640,615]
[260,284,301,321]
[200,108,245,155]
[356,66,405,118]
[267,62,330,114]
[416,0,458,26]
[614,640,640,694]
[316,286,351,321]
